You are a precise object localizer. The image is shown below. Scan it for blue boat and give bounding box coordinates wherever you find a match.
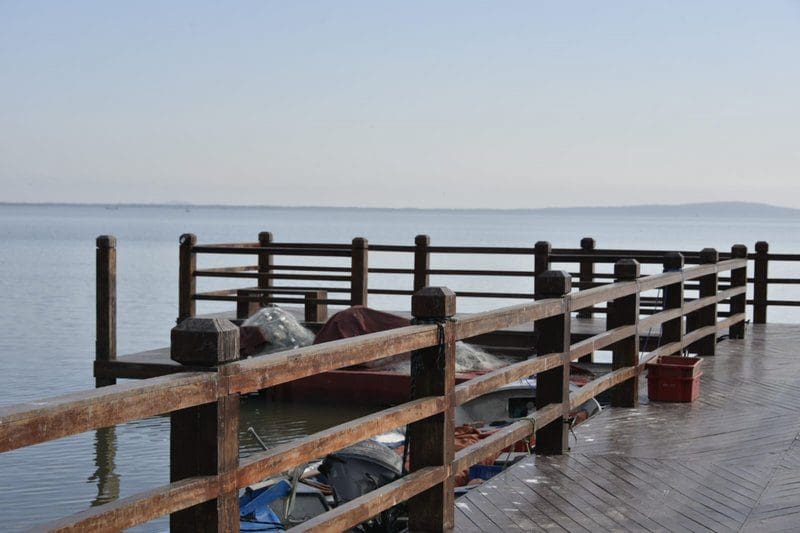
[239,478,331,531]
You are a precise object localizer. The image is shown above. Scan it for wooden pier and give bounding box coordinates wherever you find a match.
[455,323,800,532]
[94,234,792,385]
[2,233,799,532]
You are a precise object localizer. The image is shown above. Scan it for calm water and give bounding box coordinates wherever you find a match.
[1,203,799,531]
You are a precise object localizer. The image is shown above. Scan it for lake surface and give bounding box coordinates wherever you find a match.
[1,203,798,531]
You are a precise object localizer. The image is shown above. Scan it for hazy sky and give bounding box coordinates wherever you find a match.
[2,1,799,208]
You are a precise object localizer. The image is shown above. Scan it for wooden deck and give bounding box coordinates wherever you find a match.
[455,323,800,532]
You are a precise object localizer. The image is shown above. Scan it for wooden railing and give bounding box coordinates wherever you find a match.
[1,245,748,532]
[178,233,799,323]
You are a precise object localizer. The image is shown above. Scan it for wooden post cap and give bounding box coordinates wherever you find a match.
[535,270,571,296]
[412,287,456,319]
[171,318,239,366]
[96,235,117,248]
[580,237,596,250]
[755,241,769,253]
[258,231,273,243]
[415,234,430,245]
[614,258,640,280]
[179,233,197,246]
[534,241,552,254]
[352,237,368,248]
[663,252,684,271]
[731,244,748,258]
[700,248,719,264]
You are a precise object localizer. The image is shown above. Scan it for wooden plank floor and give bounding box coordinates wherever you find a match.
[455,323,800,532]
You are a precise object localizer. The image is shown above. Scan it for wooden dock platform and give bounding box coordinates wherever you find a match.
[455,323,800,532]
[95,314,645,381]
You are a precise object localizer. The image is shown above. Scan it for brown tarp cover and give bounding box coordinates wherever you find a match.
[314,305,410,343]
[313,306,412,369]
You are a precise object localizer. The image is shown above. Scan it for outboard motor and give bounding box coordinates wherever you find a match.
[320,440,403,532]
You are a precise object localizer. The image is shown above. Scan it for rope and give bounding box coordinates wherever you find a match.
[521,416,536,448]
[401,316,454,477]
[640,287,663,357]
[661,265,689,356]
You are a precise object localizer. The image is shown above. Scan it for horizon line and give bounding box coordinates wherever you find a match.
[1,200,799,213]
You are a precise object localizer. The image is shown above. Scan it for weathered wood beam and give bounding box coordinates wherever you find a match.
[226,324,438,395]
[351,237,368,306]
[95,235,117,387]
[534,271,571,455]
[38,476,218,533]
[407,287,456,532]
[170,319,240,532]
[753,241,769,323]
[608,259,640,408]
[237,397,445,487]
[293,466,447,533]
[0,373,216,453]
[452,402,562,474]
[729,244,748,338]
[178,233,197,323]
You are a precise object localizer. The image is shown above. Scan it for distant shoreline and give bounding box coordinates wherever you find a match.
[1,200,799,218]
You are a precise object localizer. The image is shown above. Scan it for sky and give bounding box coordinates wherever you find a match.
[1,1,799,209]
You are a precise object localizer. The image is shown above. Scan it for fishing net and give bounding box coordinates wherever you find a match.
[242,306,315,354]
[454,342,507,373]
[357,341,507,373]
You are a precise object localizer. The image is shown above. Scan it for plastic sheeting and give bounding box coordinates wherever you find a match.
[242,307,315,355]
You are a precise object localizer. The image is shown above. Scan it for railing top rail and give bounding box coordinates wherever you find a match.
[568,258,745,312]
[368,244,416,252]
[192,245,353,256]
[764,253,800,261]
[0,372,216,453]
[225,324,438,394]
[198,242,352,250]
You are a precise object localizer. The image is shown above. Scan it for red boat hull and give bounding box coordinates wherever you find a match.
[265,369,481,404]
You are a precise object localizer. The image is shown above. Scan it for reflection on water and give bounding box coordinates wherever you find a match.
[89,427,120,507]
[238,398,378,457]
[79,397,378,532]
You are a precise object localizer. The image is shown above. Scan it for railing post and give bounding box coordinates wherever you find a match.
[170,318,240,533]
[236,289,260,320]
[351,237,368,307]
[661,252,684,354]
[608,259,640,408]
[696,248,719,356]
[577,237,596,319]
[408,287,456,532]
[414,234,431,292]
[754,241,769,324]
[95,235,117,387]
[258,231,273,307]
[534,241,551,278]
[730,244,748,339]
[305,289,328,323]
[534,271,571,454]
[178,233,197,324]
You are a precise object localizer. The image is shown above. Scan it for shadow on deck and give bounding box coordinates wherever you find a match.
[455,323,800,532]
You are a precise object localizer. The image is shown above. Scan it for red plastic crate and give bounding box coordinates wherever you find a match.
[646,355,703,402]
